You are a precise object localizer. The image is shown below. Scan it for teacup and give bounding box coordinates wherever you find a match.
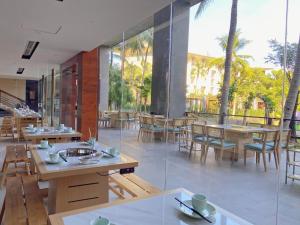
[65,127,72,132]
[91,217,110,225]
[88,137,96,145]
[28,124,34,129]
[108,147,118,156]
[40,140,49,148]
[48,152,59,162]
[59,124,65,130]
[192,194,207,212]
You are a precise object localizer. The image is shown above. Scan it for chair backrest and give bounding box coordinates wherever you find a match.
[144,116,154,126]
[279,129,292,149]
[171,118,185,128]
[191,124,206,137]
[119,112,128,119]
[207,126,224,140]
[154,118,166,127]
[128,112,135,119]
[184,118,196,126]
[193,120,207,126]
[261,130,279,150]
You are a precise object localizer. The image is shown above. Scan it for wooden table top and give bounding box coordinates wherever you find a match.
[49,188,253,225]
[22,127,82,140]
[206,124,278,134]
[30,142,139,180]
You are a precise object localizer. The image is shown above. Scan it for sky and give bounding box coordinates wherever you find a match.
[188,0,300,68]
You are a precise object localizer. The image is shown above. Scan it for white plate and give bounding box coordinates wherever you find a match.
[178,200,216,219]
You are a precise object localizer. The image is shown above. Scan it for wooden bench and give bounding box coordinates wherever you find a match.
[109,173,160,200]
[4,175,48,225]
[1,145,30,186]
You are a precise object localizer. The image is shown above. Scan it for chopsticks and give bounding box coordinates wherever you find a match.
[59,154,68,162]
[101,150,115,158]
[175,197,212,223]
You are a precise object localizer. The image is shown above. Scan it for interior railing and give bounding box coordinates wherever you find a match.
[0,89,26,109]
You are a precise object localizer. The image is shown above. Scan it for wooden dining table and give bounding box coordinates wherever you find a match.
[29,142,139,214]
[22,127,82,144]
[49,188,253,225]
[206,124,278,159]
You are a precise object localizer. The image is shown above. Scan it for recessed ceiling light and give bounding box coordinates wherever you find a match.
[56,0,63,2]
[22,41,39,60]
[17,68,25,74]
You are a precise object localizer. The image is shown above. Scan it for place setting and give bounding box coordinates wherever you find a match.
[90,216,116,225]
[175,193,216,223]
[55,124,74,133]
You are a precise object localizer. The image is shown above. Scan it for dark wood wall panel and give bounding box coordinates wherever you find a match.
[60,55,81,129]
[61,48,99,140]
[78,48,99,140]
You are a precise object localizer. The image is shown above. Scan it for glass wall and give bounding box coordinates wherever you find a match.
[97,0,299,224]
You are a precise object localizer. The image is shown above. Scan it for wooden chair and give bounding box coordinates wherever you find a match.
[118,112,129,129]
[167,118,185,143]
[98,111,111,128]
[285,143,300,183]
[16,117,39,141]
[244,130,279,172]
[178,118,196,151]
[1,145,30,186]
[206,127,237,162]
[246,122,264,143]
[137,116,146,141]
[109,173,160,200]
[4,175,48,225]
[189,124,208,161]
[143,117,164,142]
[281,130,299,183]
[127,112,136,129]
[0,117,14,141]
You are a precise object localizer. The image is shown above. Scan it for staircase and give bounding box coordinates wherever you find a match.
[0,89,26,117]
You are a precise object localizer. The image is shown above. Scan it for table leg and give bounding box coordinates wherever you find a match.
[48,173,109,214]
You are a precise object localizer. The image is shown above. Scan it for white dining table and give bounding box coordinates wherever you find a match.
[30,142,139,214]
[49,188,253,225]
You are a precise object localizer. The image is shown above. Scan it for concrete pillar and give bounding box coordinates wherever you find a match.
[99,46,110,112]
[151,0,190,118]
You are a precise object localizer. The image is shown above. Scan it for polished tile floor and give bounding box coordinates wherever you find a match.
[0,128,299,225]
[99,127,300,225]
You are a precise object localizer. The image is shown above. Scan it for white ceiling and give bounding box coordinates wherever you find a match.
[0,0,171,79]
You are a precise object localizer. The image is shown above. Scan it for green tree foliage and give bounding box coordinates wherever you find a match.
[265,39,298,73]
[108,66,133,110]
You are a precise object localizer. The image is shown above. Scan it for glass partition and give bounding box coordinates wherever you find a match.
[101,0,299,224]
[277,0,300,224]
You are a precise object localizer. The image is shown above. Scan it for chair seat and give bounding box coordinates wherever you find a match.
[244,143,274,151]
[193,136,208,143]
[209,140,236,149]
[266,142,294,149]
[150,126,164,132]
[167,127,180,132]
[253,137,263,142]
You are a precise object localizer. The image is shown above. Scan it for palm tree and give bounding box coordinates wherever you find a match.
[196,0,239,124]
[283,35,300,128]
[218,0,238,124]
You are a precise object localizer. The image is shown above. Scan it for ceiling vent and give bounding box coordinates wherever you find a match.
[22,41,39,59]
[17,68,25,74]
